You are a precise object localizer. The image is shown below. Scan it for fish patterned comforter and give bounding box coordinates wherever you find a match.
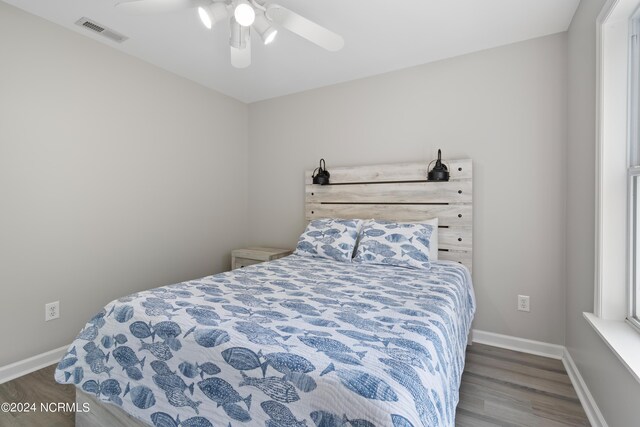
[55,255,475,427]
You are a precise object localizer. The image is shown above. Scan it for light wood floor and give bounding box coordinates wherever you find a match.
[457,344,590,426]
[0,364,74,427]
[0,344,589,427]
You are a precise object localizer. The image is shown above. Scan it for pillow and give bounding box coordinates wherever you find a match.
[355,218,438,260]
[294,219,363,263]
[351,218,437,259]
[354,220,434,269]
[422,218,439,260]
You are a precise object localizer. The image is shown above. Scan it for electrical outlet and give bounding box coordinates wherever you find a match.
[45,301,60,321]
[517,295,530,312]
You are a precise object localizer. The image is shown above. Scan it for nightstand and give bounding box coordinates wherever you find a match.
[231,247,292,270]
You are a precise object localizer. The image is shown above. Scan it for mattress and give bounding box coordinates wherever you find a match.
[55,255,475,427]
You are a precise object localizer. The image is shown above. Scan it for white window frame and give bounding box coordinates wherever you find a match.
[628,14,640,330]
[587,0,640,385]
[629,168,640,330]
[594,0,634,321]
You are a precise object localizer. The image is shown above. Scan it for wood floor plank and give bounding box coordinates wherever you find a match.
[464,360,579,399]
[0,344,590,427]
[0,364,74,427]
[531,399,591,426]
[457,390,487,412]
[460,373,585,415]
[455,408,506,427]
[458,345,590,427]
[468,343,566,372]
[465,351,572,385]
[483,399,576,427]
[456,407,522,427]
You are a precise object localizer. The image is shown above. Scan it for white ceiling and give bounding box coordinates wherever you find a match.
[2,0,580,103]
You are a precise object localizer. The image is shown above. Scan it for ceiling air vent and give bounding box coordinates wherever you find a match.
[74,17,128,43]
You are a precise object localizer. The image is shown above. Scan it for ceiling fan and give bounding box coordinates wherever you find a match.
[115,0,345,68]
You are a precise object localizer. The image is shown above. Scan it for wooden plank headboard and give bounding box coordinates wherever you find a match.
[305,159,473,272]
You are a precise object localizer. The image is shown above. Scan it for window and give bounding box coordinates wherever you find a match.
[630,170,640,326]
[594,4,632,320]
[630,14,640,328]
[586,0,640,384]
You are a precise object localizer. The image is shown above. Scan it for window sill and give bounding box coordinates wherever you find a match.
[584,312,640,383]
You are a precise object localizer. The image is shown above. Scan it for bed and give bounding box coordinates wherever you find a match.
[55,159,474,427]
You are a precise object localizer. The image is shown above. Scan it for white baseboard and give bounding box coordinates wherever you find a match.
[472,329,565,359]
[0,345,68,385]
[472,329,607,427]
[563,348,609,427]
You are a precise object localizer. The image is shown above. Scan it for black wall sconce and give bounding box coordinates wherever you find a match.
[427,149,450,181]
[312,158,330,185]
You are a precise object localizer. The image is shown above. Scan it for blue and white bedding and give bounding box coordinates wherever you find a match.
[55,255,475,427]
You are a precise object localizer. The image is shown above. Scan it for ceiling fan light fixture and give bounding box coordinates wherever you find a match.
[230,17,251,68]
[198,2,229,30]
[253,11,277,45]
[264,28,277,45]
[115,0,345,69]
[230,17,250,49]
[197,6,212,29]
[234,0,255,27]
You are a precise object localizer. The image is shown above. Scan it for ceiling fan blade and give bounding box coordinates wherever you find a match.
[265,4,344,52]
[231,38,251,68]
[115,0,197,15]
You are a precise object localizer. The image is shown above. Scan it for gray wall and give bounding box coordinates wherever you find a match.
[249,34,568,345]
[0,2,249,366]
[566,1,640,425]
